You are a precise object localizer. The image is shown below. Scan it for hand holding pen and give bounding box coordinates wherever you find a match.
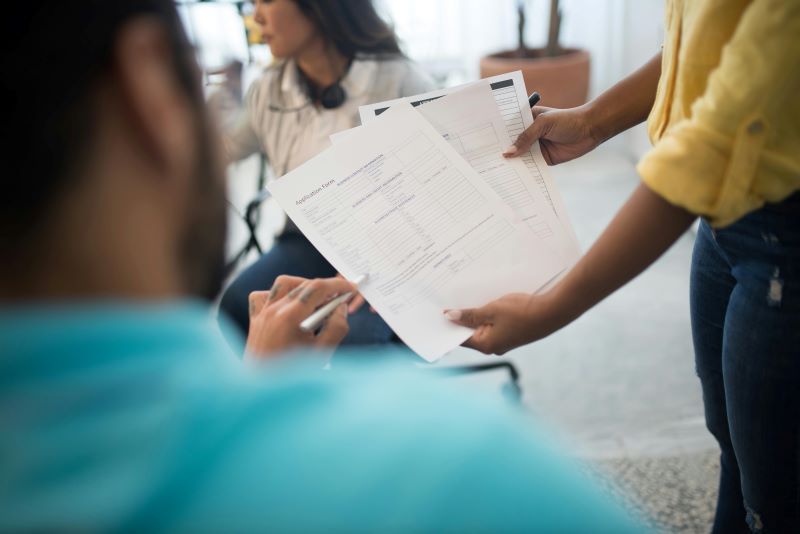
[300,274,369,332]
[244,275,363,359]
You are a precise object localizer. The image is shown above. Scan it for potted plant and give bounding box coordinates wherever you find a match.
[479,0,590,109]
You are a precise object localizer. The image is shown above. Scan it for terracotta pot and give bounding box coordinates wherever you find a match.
[479,48,590,109]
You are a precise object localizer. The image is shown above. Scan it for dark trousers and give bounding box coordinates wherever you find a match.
[219,233,395,348]
[691,204,799,533]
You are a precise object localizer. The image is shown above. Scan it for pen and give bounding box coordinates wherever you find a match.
[528,91,541,108]
[299,274,369,333]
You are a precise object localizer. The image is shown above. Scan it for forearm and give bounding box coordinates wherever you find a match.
[548,182,696,322]
[584,53,662,144]
[449,183,696,355]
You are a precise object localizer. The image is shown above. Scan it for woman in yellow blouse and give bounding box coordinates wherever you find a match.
[446,1,799,531]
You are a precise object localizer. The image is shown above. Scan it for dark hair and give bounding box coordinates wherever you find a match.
[1,0,199,251]
[294,0,403,59]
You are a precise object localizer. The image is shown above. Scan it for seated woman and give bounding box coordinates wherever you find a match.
[219,0,434,346]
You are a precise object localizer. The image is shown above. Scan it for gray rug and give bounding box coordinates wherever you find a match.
[588,449,720,533]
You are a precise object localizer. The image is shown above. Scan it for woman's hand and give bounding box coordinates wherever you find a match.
[503,106,601,165]
[335,273,375,314]
[504,53,664,165]
[444,291,576,356]
[346,292,368,314]
[445,183,697,357]
[245,275,355,359]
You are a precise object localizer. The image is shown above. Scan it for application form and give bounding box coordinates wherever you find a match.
[269,104,563,361]
[414,83,562,244]
[358,72,581,273]
[334,84,562,245]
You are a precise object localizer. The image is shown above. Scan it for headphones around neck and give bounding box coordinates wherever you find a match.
[267,61,347,113]
[317,81,347,110]
[297,63,347,110]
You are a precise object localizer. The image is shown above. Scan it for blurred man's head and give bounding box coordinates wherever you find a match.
[0,1,226,302]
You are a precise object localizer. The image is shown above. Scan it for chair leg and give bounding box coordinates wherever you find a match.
[432,361,523,405]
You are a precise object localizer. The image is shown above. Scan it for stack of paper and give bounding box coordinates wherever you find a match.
[268,71,579,361]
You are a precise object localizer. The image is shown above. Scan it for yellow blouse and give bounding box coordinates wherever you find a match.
[637,0,800,227]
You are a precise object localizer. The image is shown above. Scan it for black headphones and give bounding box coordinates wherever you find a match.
[296,64,347,110]
[267,61,349,113]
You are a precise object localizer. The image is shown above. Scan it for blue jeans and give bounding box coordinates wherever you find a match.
[219,233,395,349]
[691,203,800,533]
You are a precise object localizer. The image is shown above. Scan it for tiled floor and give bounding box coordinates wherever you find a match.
[223,143,721,533]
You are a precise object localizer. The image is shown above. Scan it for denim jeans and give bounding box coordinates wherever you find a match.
[219,233,395,349]
[691,202,800,533]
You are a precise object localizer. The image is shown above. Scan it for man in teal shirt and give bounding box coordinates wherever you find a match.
[0,1,641,531]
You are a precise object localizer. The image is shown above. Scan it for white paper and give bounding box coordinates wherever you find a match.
[329,125,363,144]
[336,85,562,247]
[359,71,581,270]
[269,103,564,361]
[413,84,565,251]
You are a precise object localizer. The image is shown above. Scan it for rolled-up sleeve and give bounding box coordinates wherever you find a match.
[637,0,800,227]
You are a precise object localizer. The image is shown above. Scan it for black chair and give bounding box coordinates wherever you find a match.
[224,155,270,278]
[432,361,523,404]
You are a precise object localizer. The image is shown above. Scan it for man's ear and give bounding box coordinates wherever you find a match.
[112,17,195,185]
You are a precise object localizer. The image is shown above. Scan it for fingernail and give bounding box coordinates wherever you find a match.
[287,287,302,299]
[268,285,280,302]
[444,310,462,321]
[502,145,518,157]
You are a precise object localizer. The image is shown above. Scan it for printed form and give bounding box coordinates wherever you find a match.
[359,71,581,269]
[333,83,563,246]
[413,83,563,244]
[269,104,563,361]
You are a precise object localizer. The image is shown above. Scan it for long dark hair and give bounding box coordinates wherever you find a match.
[294,0,403,59]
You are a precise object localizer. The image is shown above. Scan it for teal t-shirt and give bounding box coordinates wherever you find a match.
[0,301,642,532]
